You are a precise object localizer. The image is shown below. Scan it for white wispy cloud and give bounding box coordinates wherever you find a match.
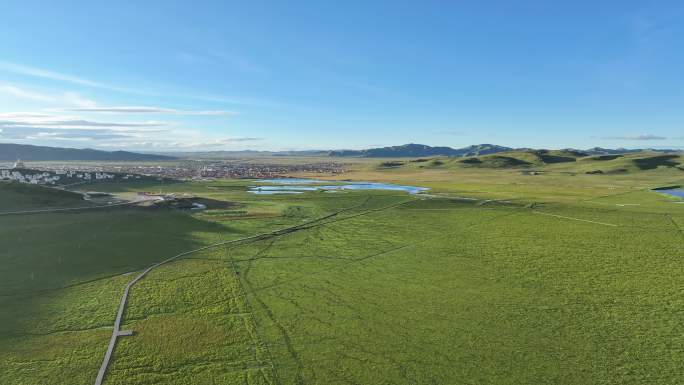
[0,61,297,111]
[0,111,259,150]
[1,84,235,116]
[0,61,265,149]
[0,84,97,107]
[0,61,102,87]
[62,106,234,116]
[0,112,169,142]
[602,134,668,140]
[0,127,140,141]
[83,136,265,150]
[0,115,166,129]
[171,137,264,148]
[0,112,50,119]
[176,49,267,74]
[0,61,146,95]
[185,92,308,110]
[0,85,54,102]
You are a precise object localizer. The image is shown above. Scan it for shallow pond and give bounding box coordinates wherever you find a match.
[250,179,429,195]
[657,189,684,199]
[256,178,326,184]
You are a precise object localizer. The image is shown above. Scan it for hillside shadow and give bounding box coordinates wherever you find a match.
[0,206,229,341]
[461,156,532,168]
[633,155,680,170]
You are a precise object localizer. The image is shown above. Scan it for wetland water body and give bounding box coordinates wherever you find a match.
[249,179,429,195]
[657,189,684,199]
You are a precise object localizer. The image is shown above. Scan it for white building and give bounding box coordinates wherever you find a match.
[12,159,25,169]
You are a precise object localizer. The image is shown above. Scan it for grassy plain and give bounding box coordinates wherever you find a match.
[1,154,683,385]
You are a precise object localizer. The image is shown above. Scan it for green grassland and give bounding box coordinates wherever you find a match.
[1,156,683,385]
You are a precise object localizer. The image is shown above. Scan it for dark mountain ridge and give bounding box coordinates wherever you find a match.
[2,142,680,161]
[328,143,514,157]
[0,143,175,161]
[329,144,681,158]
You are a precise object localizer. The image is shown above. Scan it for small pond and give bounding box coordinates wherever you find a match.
[656,188,684,199]
[250,179,429,195]
[257,178,326,185]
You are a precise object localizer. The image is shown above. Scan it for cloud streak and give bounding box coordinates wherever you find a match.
[0,84,96,107]
[0,85,236,116]
[602,134,668,140]
[0,61,103,87]
[0,126,135,141]
[0,61,147,95]
[0,61,289,109]
[183,137,264,147]
[0,85,54,102]
[0,116,166,129]
[0,61,299,113]
[63,106,234,116]
[0,61,267,150]
[0,111,262,150]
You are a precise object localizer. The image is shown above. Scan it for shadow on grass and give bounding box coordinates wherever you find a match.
[0,206,230,342]
[633,154,681,170]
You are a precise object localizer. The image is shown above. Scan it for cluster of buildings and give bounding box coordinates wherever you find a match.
[0,169,61,185]
[63,161,346,180]
[55,170,117,181]
[0,159,121,185]
[187,161,346,180]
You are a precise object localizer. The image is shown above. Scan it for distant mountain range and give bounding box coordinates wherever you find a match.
[157,149,329,158]
[0,143,175,161]
[327,144,681,158]
[582,147,681,155]
[328,143,513,157]
[1,142,680,161]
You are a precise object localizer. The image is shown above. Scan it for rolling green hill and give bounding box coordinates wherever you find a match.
[460,149,584,168]
[395,150,683,173]
[577,153,683,173]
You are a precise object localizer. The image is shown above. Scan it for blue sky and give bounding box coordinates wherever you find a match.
[0,0,683,151]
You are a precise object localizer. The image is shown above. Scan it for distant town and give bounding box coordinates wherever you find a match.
[0,159,346,186]
[0,159,141,185]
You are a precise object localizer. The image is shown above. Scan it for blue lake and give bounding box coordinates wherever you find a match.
[250,190,305,195]
[657,189,684,199]
[257,178,326,185]
[250,179,429,195]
